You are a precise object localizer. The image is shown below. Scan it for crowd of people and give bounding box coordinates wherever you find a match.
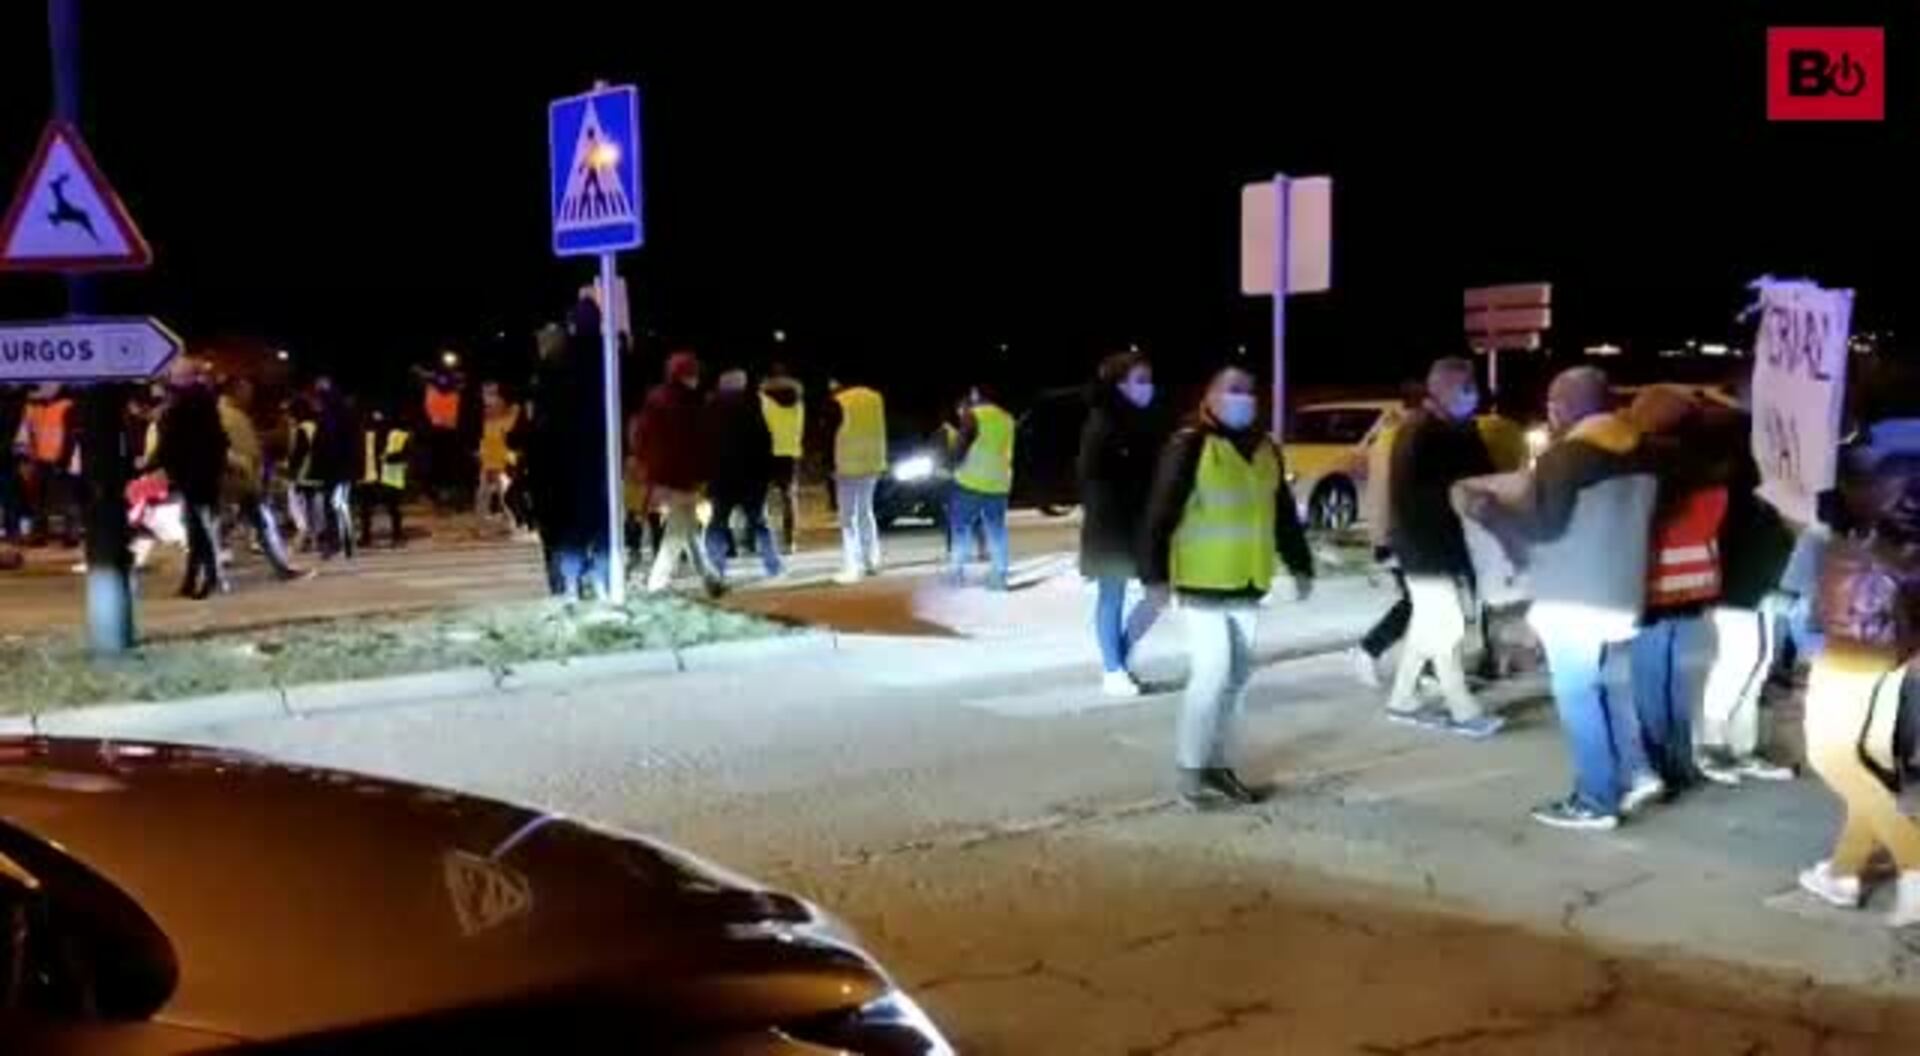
[1067,347,1920,927]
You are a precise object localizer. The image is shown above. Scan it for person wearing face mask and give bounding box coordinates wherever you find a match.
[1380,358,1502,738]
[639,350,724,597]
[1077,351,1172,696]
[1141,366,1314,809]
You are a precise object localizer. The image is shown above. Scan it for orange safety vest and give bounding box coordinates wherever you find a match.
[424,387,461,430]
[1646,486,1727,609]
[24,399,72,465]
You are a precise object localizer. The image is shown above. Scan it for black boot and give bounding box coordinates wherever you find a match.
[1177,767,1263,809]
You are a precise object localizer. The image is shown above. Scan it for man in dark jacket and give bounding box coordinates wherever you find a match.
[1141,366,1314,808]
[529,305,615,599]
[1464,366,1656,832]
[0,388,24,541]
[705,367,782,578]
[639,350,722,596]
[1382,357,1500,736]
[153,363,230,599]
[1078,350,1170,695]
[308,377,362,561]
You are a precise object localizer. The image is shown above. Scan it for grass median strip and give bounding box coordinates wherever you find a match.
[0,597,788,716]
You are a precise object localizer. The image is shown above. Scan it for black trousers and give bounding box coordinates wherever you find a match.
[1362,564,1412,659]
[358,484,404,546]
[180,500,224,598]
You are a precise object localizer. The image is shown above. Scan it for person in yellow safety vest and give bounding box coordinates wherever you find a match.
[759,363,806,555]
[284,397,320,552]
[947,384,1017,590]
[16,383,81,547]
[1141,365,1315,810]
[475,381,522,524]
[826,377,887,584]
[358,407,411,549]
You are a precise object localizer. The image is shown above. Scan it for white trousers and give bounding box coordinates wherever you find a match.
[1385,575,1483,721]
[1179,604,1259,770]
[1699,605,1777,758]
[647,487,717,592]
[835,475,881,575]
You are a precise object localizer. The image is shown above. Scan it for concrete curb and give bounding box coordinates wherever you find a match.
[4,631,842,739]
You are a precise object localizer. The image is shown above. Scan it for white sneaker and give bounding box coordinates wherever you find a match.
[1798,860,1865,909]
[1102,671,1142,698]
[1619,773,1667,816]
[1348,647,1383,690]
[1889,871,1920,928]
[832,569,864,586]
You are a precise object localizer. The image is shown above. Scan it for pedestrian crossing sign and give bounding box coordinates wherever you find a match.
[549,85,643,256]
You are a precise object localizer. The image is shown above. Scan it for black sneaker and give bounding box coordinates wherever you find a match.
[1530,795,1619,832]
[1178,767,1262,809]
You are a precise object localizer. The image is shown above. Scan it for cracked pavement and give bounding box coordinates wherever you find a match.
[176,617,1920,1052]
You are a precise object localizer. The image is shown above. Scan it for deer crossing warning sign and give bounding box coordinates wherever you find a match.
[548,85,643,256]
[0,120,152,272]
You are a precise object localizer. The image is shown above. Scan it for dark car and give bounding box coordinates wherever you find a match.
[1010,387,1086,517]
[874,433,952,530]
[0,736,952,1054]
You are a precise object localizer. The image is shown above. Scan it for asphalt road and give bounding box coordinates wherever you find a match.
[176,632,1920,1053]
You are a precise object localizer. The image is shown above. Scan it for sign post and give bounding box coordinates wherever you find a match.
[550,83,643,605]
[1747,278,1852,526]
[1240,175,1332,439]
[1,0,157,654]
[1464,282,1552,395]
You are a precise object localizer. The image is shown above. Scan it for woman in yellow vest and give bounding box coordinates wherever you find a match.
[1141,366,1315,809]
[827,378,888,584]
[947,384,1016,590]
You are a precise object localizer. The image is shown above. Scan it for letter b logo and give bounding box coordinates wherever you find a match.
[1770,29,1883,120]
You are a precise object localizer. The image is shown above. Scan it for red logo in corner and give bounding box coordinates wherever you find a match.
[1769,28,1884,121]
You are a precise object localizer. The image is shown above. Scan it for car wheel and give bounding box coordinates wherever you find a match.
[1310,479,1358,532]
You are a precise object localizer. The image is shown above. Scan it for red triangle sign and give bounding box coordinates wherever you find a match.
[0,120,152,273]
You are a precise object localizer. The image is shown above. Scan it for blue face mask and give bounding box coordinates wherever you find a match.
[1119,381,1155,409]
[1214,393,1258,431]
[1448,388,1480,420]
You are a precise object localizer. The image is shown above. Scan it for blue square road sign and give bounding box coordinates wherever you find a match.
[549,85,643,256]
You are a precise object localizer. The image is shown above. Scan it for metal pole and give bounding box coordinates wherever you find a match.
[50,0,135,654]
[1488,344,1501,397]
[1270,173,1291,441]
[599,252,626,604]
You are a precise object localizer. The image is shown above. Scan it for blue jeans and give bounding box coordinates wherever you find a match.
[706,492,781,577]
[1629,616,1707,786]
[1540,632,1629,813]
[1094,577,1167,674]
[948,487,1009,585]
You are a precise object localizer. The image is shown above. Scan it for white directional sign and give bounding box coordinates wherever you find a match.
[0,121,151,272]
[1240,177,1333,296]
[0,317,181,384]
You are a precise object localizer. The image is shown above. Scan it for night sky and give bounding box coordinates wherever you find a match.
[0,3,1912,403]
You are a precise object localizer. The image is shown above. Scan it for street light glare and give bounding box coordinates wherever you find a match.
[441,351,461,369]
[590,141,621,168]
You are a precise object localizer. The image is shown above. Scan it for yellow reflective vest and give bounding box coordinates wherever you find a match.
[955,403,1015,496]
[362,428,411,489]
[1171,435,1282,593]
[833,387,887,477]
[761,393,805,459]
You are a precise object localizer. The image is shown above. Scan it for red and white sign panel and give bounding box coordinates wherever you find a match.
[1463,283,1552,311]
[0,121,152,272]
[1240,177,1332,296]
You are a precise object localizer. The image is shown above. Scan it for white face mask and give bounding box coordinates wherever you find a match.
[1213,393,1258,431]
[1119,381,1155,409]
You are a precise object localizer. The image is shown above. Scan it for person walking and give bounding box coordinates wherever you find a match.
[1381,358,1502,738]
[419,364,465,511]
[706,367,784,579]
[0,388,24,542]
[282,396,319,552]
[1077,350,1170,696]
[218,378,306,581]
[825,377,887,585]
[475,381,521,527]
[357,405,411,548]
[759,363,806,555]
[1349,386,1421,689]
[639,351,724,596]
[1797,452,1920,927]
[947,383,1016,590]
[17,383,81,547]
[308,377,362,561]
[1142,366,1315,809]
[1462,367,1656,831]
[153,363,230,600]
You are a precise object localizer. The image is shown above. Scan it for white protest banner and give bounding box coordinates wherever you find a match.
[1748,278,1852,526]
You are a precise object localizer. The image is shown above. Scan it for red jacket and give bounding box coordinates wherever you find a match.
[637,382,708,492]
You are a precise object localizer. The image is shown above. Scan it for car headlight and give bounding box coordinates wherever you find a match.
[780,989,955,1055]
[891,454,937,482]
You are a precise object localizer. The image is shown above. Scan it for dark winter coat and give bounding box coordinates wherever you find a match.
[1076,385,1169,580]
[529,306,613,549]
[1387,407,1494,578]
[638,382,708,494]
[308,395,362,487]
[154,387,229,505]
[706,388,774,500]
